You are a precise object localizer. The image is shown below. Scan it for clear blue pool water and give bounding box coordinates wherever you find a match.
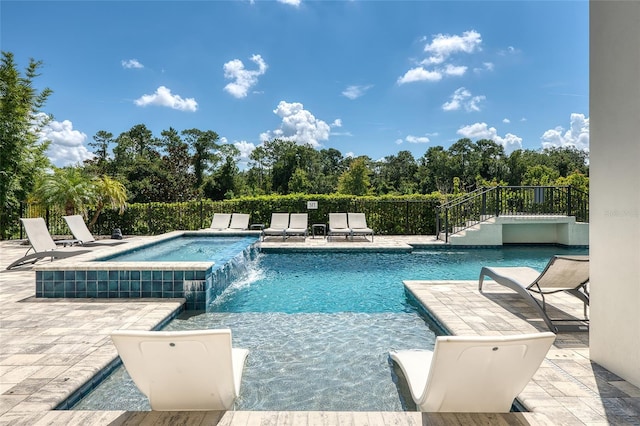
[99,235,258,262]
[74,245,587,412]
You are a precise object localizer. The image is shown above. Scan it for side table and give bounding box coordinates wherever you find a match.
[312,223,326,239]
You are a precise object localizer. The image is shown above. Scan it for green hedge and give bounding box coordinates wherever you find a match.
[89,194,443,236]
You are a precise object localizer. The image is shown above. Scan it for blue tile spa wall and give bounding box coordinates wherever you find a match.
[35,242,260,311]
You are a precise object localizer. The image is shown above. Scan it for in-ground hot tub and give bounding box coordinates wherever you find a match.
[34,231,260,310]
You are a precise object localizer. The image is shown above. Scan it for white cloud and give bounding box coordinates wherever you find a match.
[457,122,523,153]
[260,101,331,148]
[234,140,256,159]
[331,119,342,127]
[36,116,94,166]
[541,113,589,151]
[398,30,482,85]
[397,67,442,84]
[423,30,482,65]
[442,87,485,112]
[342,85,373,100]
[395,138,403,145]
[223,54,268,99]
[134,86,198,111]
[443,64,467,76]
[278,0,301,6]
[405,135,430,144]
[122,59,144,69]
[503,118,511,124]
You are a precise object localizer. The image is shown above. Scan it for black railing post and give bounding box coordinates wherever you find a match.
[567,186,572,217]
[481,190,486,217]
[495,186,501,217]
[444,209,449,243]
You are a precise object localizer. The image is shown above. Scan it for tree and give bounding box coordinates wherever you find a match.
[86,130,113,175]
[418,146,452,193]
[182,128,220,190]
[475,139,506,182]
[111,124,164,203]
[203,156,239,200]
[160,127,195,201]
[447,138,480,191]
[543,146,589,177]
[288,168,312,193]
[337,157,372,196]
[88,175,127,229]
[373,150,418,195]
[34,167,95,216]
[522,165,560,186]
[0,52,52,239]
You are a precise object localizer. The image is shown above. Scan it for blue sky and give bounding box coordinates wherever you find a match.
[2,0,589,168]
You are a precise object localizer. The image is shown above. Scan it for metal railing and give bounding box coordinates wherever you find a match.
[436,186,589,242]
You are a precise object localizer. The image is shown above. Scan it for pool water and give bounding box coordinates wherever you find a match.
[74,246,587,411]
[99,235,258,262]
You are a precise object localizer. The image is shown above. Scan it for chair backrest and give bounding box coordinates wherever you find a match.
[20,218,57,252]
[329,213,348,229]
[418,332,555,412]
[63,215,95,243]
[229,213,250,230]
[111,329,239,411]
[210,213,231,230]
[347,212,368,229]
[269,213,290,229]
[535,255,589,291]
[288,213,308,229]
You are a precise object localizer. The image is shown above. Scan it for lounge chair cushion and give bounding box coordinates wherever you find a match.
[479,255,590,332]
[390,332,555,412]
[229,213,250,230]
[210,213,232,230]
[111,329,249,411]
[262,213,290,240]
[285,213,308,238]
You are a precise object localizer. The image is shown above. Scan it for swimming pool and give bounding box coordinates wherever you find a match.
[73,246,588,412]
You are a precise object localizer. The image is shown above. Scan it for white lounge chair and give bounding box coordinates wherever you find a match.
[111,329,249,411]
[6,218,90,270]
[63,215,125,246]
[210,213,232,230]
[479,255,590,332]
[261,213,290,241]
[285,213,308,239]
[390,332,555,413]
[228,213,250,230]
[348,212,374,242]
[328,213,351,240]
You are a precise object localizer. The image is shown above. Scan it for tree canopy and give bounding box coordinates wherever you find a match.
[79,124,589,203]
[0,52,52,239]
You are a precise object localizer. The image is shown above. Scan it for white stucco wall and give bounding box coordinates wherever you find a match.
[590,1,640,387]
